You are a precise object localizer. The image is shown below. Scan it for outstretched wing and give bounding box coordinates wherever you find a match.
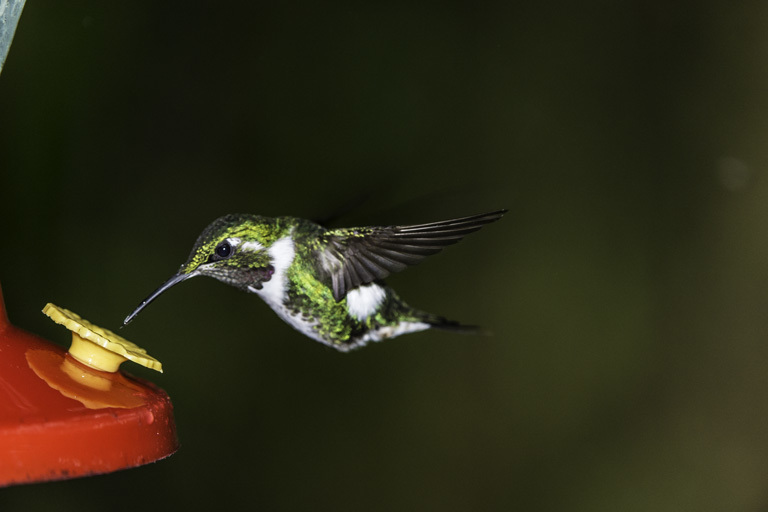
[317,210,506,301]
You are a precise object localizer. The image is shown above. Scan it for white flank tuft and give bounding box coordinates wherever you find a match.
[346,283,386,321]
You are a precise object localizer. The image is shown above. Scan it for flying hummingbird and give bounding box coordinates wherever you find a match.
[124,210,506,351]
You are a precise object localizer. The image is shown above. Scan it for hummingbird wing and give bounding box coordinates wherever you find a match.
[318,209,507,302]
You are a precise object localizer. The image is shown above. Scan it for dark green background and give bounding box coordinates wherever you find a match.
[2,1,768,510]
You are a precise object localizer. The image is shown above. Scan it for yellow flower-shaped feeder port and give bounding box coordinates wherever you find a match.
[42,303,162,373]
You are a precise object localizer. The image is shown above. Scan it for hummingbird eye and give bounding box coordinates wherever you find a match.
[214,241,233,259]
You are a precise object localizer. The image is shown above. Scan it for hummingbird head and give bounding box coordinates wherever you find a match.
[124,214,279,325]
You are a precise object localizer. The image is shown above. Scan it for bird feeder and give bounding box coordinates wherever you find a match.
[0,281,178,486]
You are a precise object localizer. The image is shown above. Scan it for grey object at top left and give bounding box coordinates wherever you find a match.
[0,0,26,75]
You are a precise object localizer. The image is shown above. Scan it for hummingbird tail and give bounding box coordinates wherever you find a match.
[427,319,491,336]
[402,303,490,336]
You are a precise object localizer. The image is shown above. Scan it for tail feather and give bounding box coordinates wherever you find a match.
[428,319,490,336]
[414,311,490,336]
[391,292,492,337]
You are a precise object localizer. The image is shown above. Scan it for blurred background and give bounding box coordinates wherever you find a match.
[2,1,768,510]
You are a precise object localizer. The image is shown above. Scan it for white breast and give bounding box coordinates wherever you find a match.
[245,234,325,341]
[248,235,295,306]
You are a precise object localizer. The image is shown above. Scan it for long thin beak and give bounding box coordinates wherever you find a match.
[123,271,198,325]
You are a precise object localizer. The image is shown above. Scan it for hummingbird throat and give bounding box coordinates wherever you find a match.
[241,264,275,291]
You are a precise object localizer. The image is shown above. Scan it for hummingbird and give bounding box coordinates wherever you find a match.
[124,210,506,351]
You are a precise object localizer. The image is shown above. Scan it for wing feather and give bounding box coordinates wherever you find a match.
[317,209,506,301]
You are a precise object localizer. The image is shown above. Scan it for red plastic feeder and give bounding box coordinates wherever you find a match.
[0,282,178,486]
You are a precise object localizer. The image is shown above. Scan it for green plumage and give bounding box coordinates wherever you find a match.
[125,210,506,350]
